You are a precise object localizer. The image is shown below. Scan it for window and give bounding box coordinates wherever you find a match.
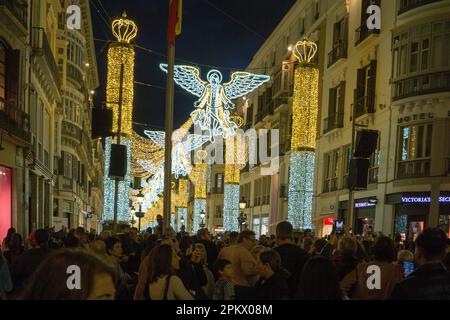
[253,217,261,239]
[410,41,419,72]
[323,149,340,193]
[215,173,223,192]
[325,82,345,133]
[355,61,377,116]
[64,152,73,178]
[398,124,433,178]
[342,145,352,188]
[246,104,253,125]
[215,205,223,219]
[369,136,381,183]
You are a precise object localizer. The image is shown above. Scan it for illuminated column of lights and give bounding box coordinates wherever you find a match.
[103,13,137,225]
[193,162,207,232]
[177,179,188,232]
[106,13,137,136]
[102,137,132,223]
[287,38,319,230]
[223,129,242,232]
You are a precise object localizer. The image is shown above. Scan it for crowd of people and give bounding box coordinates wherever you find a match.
[1,216,450,300]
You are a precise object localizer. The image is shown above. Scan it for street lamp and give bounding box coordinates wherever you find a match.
[238,197,247,232]
[200,210,206,229]
[135,190,145,232]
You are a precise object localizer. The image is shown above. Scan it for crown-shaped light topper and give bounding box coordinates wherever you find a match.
[112,12,138,43]
[293,37,318,63]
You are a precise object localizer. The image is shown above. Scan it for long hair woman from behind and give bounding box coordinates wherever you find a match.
[21,248,117,300]
[144,244,193,300]
[297,256,343,300]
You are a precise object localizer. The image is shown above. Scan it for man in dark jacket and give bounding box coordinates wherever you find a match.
[273,221,309,299]
[391,228,450,300]
[11,229,50,295]
[197,228,218,271]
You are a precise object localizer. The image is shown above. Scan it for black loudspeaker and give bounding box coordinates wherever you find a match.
[348,158,370,190]
[109,144,127,179]
[354,129,379,158]
[92,108,113,139]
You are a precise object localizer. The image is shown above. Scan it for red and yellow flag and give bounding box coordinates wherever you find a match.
[167,0,182,44]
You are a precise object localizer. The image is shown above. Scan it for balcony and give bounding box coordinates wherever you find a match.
[392,71,450,101]
[323,112,344,134]
[397,159,430,179]
[327,41,348,68]
[323,178,338,193]
[355,23,380,46]
[0,97,30,143]
[398,0,442,15]
[31,27,61,87]
[0,0,28,36]
[62,120,82,143]
[353,95,375,118]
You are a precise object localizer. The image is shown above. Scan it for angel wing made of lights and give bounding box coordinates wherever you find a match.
[160,64,207,97]
[223,72,270,100]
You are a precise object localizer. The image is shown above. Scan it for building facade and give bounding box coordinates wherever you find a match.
[314,0,450,239]
[0,0,103,239]
[53,0,102,231]
[233,0,450,238]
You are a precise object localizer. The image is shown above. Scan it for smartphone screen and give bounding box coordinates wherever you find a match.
[403,261,415,277]
[334,220,344,235]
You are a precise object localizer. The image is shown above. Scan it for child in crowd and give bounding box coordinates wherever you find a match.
[212,259,235,300]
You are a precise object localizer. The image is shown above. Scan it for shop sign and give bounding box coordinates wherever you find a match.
[355,202,376,208]
[401,197,450,203]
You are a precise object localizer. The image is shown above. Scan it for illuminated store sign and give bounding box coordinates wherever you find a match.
[401,197,450,203]
[355,202,376,208]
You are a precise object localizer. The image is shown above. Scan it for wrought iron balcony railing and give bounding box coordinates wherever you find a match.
[397,159,431,179]
[355,23,380,46]
[0,97,30,143]
[323,112,344,134]
[327,41,348,68]
[353,95,376,118]
[392,71,450,101]
[398,0,442,15]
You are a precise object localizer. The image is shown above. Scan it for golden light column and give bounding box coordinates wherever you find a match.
[103,13,138,224]
[106,12,137,136]
[287,38,319,230]
[189,150,207,232]
[223,115,244,231]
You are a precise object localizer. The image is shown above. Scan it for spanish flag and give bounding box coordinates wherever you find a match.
[167,0,182,44]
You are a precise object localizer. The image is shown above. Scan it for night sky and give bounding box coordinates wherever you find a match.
[91,0,296,133]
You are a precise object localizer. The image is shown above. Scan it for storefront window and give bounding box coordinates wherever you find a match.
[0,166,12,242]
[253,217,260,239]
[261,216,269,236]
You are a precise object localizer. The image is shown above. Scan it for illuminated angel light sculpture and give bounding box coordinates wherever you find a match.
[160,64,270,141]
[144,130,209,178]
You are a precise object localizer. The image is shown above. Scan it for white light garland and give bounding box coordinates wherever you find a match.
[223,184,240,232]
[288,152,315,230]
[102,137,132,223]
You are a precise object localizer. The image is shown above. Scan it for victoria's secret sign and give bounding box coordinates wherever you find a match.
[401,197,450,203]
